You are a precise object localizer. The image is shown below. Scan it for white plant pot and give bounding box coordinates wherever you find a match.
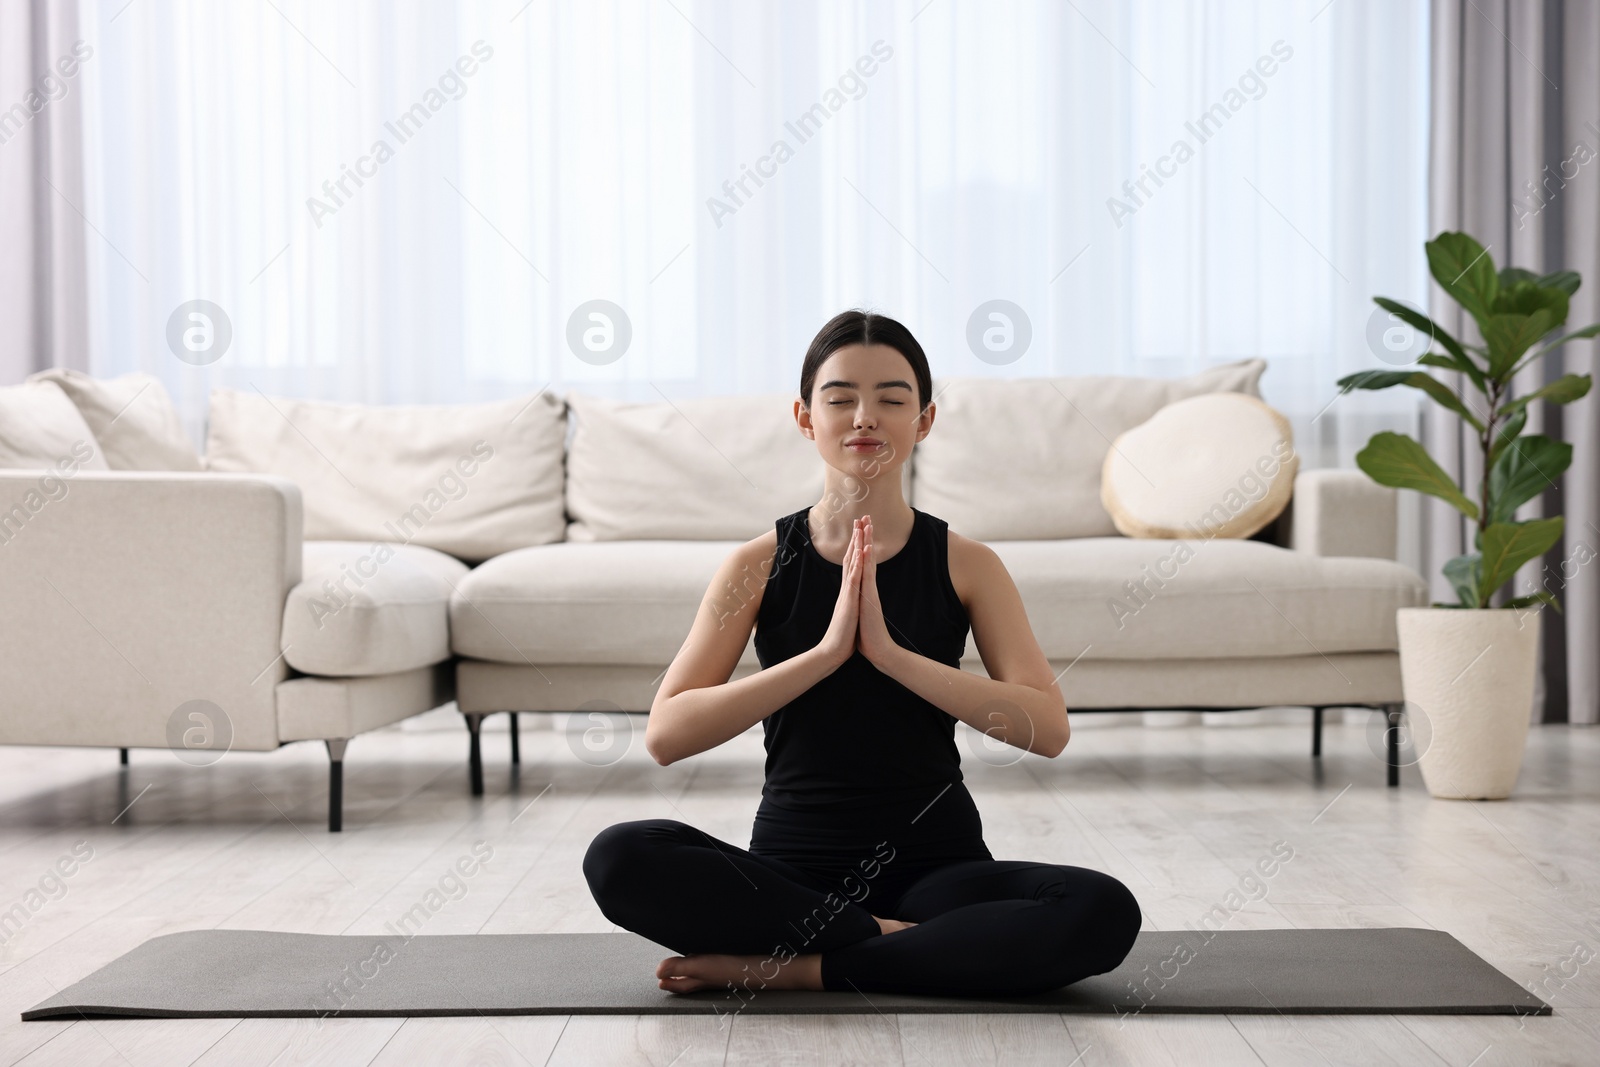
[1396,606,1541,800]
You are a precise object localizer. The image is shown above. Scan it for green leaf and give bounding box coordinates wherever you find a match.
[1488,407,1527,469]
[1355,431,1479,519]
[1427,232,1498,324]
[1505,590,1562,614]
[1443,552,1483,609]
[1372,297,1483,390]
[1487,434,1572,525]
[1498,268,1538,289]
[1484,309,1558,379]
[1491,281,1568,324]
[1512,323,1600,377]
[1417,352,1489,395]
[1478,517,1564,603]
[1335,370,1486,432]
[1404,372,1487,432]
[1538,270,1580,296]
[1337,369,1415,392]
[1502,373,1593,417]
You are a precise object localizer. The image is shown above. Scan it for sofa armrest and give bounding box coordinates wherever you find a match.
[1285,468,1398,560]
[0,470,302,751]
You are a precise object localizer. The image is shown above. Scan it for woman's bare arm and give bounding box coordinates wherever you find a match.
[648,645,844,766]
[645,536,849,766]
[866,534,1070,757]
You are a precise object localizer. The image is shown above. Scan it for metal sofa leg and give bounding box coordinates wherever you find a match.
[119,747,129,766]
[1311,707,1324,757]
[1385,703,1402,788]
[509,712,520,766]
[466,713,485,796]
[326,739,349,832]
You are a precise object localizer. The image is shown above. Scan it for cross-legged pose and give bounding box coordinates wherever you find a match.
[583,309,1141,999]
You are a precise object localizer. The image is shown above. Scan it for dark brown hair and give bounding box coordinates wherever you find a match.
[800,309,932,413]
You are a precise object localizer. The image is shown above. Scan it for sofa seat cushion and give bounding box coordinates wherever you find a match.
[992,536,1429,660]
[450,534,1429,666]
[283,541,468,676]
[451,539,745,665]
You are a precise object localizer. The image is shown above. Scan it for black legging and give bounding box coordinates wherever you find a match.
[582,817,1142,998]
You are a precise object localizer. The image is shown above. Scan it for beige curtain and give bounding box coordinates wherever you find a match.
[1428,0,1600,723]
[0,0,90,385]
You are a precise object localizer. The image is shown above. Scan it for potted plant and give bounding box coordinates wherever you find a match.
[1338,231,1596,799]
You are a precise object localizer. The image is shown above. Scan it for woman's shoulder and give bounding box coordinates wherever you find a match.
[925,509,976,556]
[746,507,805,549]
[943,524,1000,614]
[737,509,805,584]
[740,525,782,572]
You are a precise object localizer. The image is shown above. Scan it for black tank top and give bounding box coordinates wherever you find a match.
[753,505,973,811]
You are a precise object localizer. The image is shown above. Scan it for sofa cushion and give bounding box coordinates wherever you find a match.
[26,369,202,470]
[992,535,1428,660]
[450,539,744,665]
[283,541,469,676]
[564,389,913,542]
[912,358,1267,540]
[1102,392,1297,540]
[449,529,1428,666]
[205,388,566,563]
[0,380,109,471]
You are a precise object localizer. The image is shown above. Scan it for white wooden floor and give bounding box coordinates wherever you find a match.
[1,709,1597,1066]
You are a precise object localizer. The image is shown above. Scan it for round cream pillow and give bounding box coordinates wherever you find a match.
[1100,392,1297,539]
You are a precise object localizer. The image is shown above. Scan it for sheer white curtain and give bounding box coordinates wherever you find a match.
[75,0,1430,561]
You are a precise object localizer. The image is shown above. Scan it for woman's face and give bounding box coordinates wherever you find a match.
[799,343,931,482]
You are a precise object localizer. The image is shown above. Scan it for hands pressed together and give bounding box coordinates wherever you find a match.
[821,514,899,669]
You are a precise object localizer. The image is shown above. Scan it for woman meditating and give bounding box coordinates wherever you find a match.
[582,309,1141,998]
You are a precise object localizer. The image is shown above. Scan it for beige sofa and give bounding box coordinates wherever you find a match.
[451,361,1427,792]
[0,359,1429,830]
[1,374,463,832]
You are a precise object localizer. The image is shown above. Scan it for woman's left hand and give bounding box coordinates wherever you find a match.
[857,515,899,667]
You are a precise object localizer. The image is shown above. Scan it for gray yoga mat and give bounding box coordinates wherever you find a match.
[23,927,1548,1020]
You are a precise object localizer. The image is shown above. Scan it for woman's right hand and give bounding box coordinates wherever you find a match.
[818,518,864,669]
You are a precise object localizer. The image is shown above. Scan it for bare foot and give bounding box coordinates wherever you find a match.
[656,952,823,994]
[873,914,920,935]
